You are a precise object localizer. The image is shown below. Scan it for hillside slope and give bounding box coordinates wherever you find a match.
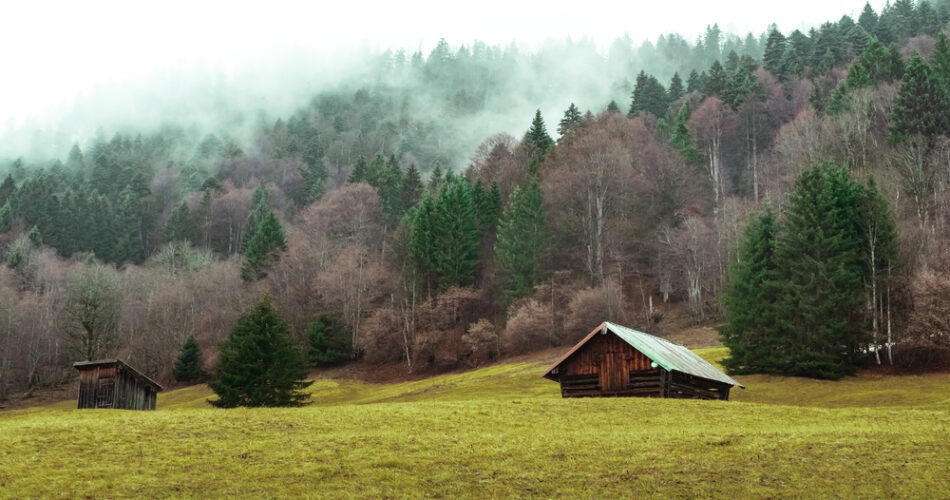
[2,348,949,498]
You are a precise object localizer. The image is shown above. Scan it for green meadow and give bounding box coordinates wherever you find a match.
[2,348,949,498]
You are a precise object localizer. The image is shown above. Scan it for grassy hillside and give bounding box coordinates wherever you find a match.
[2,348,949,498]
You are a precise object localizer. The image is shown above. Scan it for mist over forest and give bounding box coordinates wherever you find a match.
[2,0,950,401]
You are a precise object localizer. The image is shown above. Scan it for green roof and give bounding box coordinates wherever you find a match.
[543,322,743,388]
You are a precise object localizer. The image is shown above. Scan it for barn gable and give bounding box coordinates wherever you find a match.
[543,322,743,399]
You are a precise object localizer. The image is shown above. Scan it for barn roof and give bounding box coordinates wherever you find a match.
[542,322,744,388]
[74,359,164,391]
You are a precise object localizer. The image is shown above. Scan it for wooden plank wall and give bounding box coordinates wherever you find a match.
[557,332,733,400]
[77,364,157,410]
[76,365,117,409]
[560,334,660,398]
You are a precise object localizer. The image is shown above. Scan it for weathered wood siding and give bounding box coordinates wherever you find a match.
[76,363,157,410]
[556,331,732,400]
[559,333,661,398]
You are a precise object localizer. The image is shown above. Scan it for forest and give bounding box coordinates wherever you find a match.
[1,0,950,399]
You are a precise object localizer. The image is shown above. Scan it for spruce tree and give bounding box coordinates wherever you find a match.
[774,163,866,379]
[243,184,270,253]
[241,212,287,281]
[669,104,702,165]
[401,163,424,212]
[433,177,481,288]
[605,100,621,113]
[629,71,669,117]
[763,28,787,78]
[164,201,196,244]
[686,70,702,93]
[348,156,368,184]
[705,60,728,96]
[173,336,202,382]
[524,109,554,165]
[558,103,583,137]
[890,52,947,142]
[306,315,349,365]
[667,73,685,103]
[720,205,782,374]
[494,182,548,305]
[209,296,312,408]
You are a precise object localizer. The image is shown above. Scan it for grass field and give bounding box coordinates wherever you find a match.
[2,348,949,498]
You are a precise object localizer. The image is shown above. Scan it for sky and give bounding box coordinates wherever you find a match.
[0,0,887,136]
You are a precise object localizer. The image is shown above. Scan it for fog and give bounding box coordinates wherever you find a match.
[1,0,888,166]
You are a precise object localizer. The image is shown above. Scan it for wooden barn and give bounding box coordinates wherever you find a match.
[543,322,743,400]
[74,359,163,410]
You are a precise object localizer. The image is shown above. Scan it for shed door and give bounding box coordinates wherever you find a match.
[599,351,628,392]
[96,377,114,408]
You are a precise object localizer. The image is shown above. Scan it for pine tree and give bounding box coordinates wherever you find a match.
[524,109,554,166]
[669,104,702,165]
[558,103,583,137]
[720,205,782,374]
[348,156,368,184]
[494,182,548,305]
[667,73,685,103]
[686,70,702,93]
[243,184,270,253]
[377,155,405,226]
[629,71,669,117]
[173,336,202,382]
[306,315,349,365]
[774,163,866,379]
[931,32,950,89]
[432,177,481,288]
[705,60,728,96]
[763,28,787,78]
[859,2,879,33]
[241,212,287,281]
[164,201,196,244]
[209,295,312,407]
[0,174,16,208]
[605,100,621,113]
[401,163,424,213]
[890,52,948,143]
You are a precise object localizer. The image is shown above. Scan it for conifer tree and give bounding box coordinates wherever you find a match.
[306,314,349,365]
[686,70,701,93]
[774,163,866,379]
[669,104,703,165]
[209,295,312,408]
[605,100,621,113]
[243,184,270,253]
[164,201,196,244]
[720,205,781,374]
[558,103,583,137]
[858,2,879,33]
[525,109,554,166]
[401,163,424,212]
[0,174,16,208]
[890,52,948,142]
[494,182,548,305]
[763,28,787,78]
[705,60,728,96]
[242,211,286,280]
[173,336,202,382]
[629,71,669,117]
[348,156,368,184]
[433,177,481,288]
[667,73,685,103]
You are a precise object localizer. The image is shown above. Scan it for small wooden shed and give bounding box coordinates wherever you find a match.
[543,322,743,400]
[74,359,163,410]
